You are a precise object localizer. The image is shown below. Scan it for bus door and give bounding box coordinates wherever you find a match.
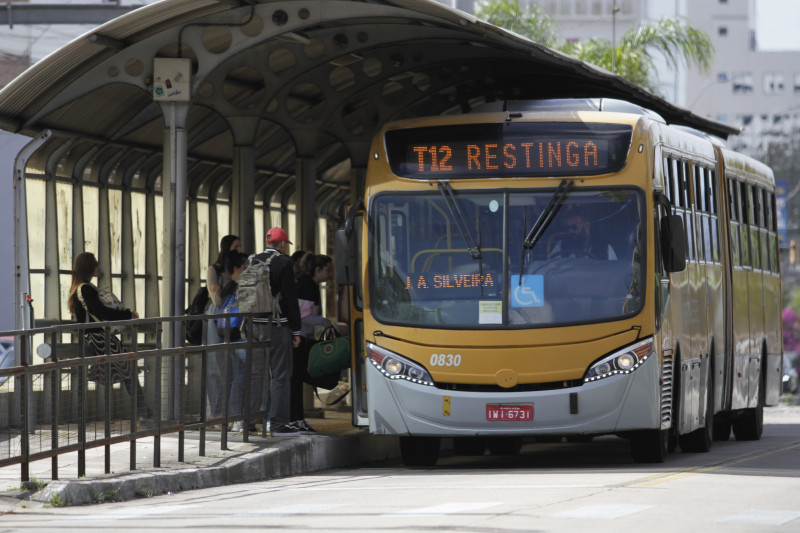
[336,207,368,427]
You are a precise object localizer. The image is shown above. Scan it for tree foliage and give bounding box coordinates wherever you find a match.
[475,0,714,95]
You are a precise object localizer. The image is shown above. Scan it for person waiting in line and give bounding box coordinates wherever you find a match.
[247,227,303,437]
[289,254,342,434]
[291,250,309,280]
[206,234,242,422]
[67,251,152,423]
[548,211,617,260]
[215,251,251,434]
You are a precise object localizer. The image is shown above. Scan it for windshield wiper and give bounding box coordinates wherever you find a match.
[518,179,574,282]
[438,181,482,260]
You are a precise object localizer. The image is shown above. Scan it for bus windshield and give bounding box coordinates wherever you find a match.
[370,187,645,328]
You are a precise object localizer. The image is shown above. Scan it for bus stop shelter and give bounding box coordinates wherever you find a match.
[0,0,736,339]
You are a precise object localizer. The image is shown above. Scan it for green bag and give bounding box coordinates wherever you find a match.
[307,326,351,378]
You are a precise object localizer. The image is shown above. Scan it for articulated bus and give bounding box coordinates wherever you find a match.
[336,99,782,466]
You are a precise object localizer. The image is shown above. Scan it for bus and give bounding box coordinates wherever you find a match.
[335,98,783,466]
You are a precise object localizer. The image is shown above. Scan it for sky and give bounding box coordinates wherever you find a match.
[754,0,800,51]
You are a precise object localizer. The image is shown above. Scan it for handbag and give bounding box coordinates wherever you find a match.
[76,283,131,384]
[307,326,350,378]
[98,286,124,334]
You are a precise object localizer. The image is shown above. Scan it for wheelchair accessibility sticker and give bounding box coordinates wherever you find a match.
[511,275,544,307]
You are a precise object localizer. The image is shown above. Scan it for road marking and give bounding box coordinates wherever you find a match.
[718,509,800,526]
[551,504,655,520]
[631,440,800,487]
[231,503,347,517]
[382,502,503,516]
[60,504,199,522]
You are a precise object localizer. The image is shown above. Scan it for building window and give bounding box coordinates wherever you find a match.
[763,72,785,94]
[794,73,800,93]
[718,26,728,36]
[732,72,753,94]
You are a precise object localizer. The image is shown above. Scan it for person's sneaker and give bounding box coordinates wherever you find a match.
[230,421,244,433]
[325,381,351,405]
[270,422,305,437]
[291,420,317,435]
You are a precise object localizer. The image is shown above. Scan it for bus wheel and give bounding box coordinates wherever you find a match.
[713,412,732,441]
[487,437,523,456]
[630,429,667,463]
[732,379,764,441]
[399,436,441,466]
[453,437,487,456]
[679,375,714,453]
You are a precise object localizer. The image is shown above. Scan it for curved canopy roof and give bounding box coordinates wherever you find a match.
[0,0,736,214]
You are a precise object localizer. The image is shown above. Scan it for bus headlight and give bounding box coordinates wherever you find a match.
[366,342,434,386]
[584,338,653,382]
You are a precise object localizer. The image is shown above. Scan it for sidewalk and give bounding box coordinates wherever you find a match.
[0,411,400,509]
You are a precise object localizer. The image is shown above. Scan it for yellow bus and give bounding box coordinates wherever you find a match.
[336,99,783,466]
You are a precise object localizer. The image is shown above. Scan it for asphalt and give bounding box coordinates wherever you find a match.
[0,410,400,510]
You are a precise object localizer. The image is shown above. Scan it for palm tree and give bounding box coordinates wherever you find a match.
[475,0,713,95]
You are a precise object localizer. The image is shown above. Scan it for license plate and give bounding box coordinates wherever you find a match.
[486,404,533,421]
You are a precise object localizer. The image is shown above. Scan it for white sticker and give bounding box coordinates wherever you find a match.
[479,300,502,324]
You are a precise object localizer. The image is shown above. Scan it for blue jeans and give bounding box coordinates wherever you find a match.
[229,347,247,416]
[205,314,226,418]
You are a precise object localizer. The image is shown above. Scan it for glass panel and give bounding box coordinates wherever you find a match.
[750,226,760,270]
[730,221,741,265]
[56,182,73,273]
[82,185,99,255]
[108,189,122,275]
[26,179,46,270]
[196,201,210,273]
[370,187,644,328]
[132,192,147,275]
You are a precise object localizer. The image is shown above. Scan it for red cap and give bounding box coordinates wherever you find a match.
[266,227,292,245]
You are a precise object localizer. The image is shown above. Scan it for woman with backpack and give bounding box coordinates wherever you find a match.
[205,234,242,422]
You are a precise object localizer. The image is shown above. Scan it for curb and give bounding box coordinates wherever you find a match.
[33,430,400,506]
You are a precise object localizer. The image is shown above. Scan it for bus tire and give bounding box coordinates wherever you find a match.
[732,366,765,441]
[630,428,668,463]
[713,412,732,441]
[679,369,714,453]
[399,436,441,466]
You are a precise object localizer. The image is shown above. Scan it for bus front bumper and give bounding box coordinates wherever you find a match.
[365,352,661,437]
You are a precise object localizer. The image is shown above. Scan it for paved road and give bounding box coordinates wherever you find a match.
[2,404,798,532]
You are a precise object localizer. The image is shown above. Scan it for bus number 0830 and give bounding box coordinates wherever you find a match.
[430,353,462,367]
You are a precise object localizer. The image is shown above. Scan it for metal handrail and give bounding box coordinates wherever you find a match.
[0,312,273,483]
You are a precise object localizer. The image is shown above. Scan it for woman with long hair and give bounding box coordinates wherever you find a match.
[206,234,243,422]
[68,252,151,421]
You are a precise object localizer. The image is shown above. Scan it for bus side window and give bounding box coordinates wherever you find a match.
[739,180,751,267]
[695,164,707,263]
[728,178,741,266]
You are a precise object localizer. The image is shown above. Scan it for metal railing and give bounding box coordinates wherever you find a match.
[0,313,272,483]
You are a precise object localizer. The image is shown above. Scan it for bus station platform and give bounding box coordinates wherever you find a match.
[0,411,399,509]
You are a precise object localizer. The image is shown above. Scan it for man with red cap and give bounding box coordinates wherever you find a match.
[248,227,304,436]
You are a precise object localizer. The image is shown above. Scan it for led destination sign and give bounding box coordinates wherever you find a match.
[386,122,632,179]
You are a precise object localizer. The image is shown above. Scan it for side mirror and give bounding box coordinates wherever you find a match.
[660,214,687,273]
[335,228,355,286]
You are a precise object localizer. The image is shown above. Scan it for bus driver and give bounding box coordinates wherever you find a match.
[548,211,617,260]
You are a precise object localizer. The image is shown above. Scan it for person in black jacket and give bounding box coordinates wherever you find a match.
[248,227,303,437]
[67,252,152,421]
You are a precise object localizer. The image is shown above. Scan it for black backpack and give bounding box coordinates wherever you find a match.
[185,286,210,345]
